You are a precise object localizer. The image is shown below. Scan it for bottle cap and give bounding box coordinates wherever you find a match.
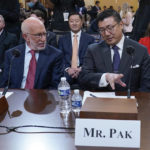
[74,89,79,94]
[61,77,66,81]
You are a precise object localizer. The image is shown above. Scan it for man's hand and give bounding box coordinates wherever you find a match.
[105,73,126,90]
[67,67,81,78]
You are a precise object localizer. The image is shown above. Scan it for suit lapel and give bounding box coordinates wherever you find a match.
[78,32,84,60]
[34,50,46,87]
[102,44,113,72]
[0,30,7,43]
[14,46,25,87]
[68,33,72,64]
[118,38,131,73]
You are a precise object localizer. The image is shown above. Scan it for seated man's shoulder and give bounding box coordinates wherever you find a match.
[4,31,17,42]
[126,38,148,54]
[45,44,62,56]
[88,40,106,51]
[82,32,95,40]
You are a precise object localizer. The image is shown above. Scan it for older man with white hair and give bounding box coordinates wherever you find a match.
[1,17,63,89]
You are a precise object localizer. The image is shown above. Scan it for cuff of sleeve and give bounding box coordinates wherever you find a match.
[99,73,109,87]
[65,67,70,72]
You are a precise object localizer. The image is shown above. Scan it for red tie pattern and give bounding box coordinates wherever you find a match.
[25,50,37,89]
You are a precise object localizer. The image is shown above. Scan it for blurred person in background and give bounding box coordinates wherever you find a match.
[88,1,101,22]
[131,0,150,41]
[139,22,150,54]
[0,0,20,39]
[120,2,133,37]
[19,9,57,48]
[27,0,48,27]
[49,0,85,32]
[0,15,18,81]
[58,12,95,89]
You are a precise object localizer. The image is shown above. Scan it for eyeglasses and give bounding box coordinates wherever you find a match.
[27,32,48,39]
[98,23,118,34]
[0,125,75,135]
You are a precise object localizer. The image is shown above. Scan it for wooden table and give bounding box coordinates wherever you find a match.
[0,89,150,150]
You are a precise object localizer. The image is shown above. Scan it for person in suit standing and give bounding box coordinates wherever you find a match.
[0,15,18,81]
[58,12,95,88]
[0,0,20,40]
[79,9,150,92]
[89,1,101,22]
[1,17,63,89]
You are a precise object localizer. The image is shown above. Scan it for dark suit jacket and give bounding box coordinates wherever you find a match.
[1,44,63,89]
[0,30,18,70]
[79,37,150,91]
[58,32,95,84]
[58,32,95,69]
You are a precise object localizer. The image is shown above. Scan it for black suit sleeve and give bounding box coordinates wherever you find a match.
[78,45,103,89]
[139,49,150,91]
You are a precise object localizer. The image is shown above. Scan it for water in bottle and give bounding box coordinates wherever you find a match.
[58,77,71,116]
[71,89,82,117]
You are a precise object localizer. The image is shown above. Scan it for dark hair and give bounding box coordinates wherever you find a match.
[95,1,100,4]
[30,9,45,20]
[96,9,122,23]
[68,12,82,20]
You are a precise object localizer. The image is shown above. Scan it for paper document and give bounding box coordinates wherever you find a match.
[0,92,13,99]
[82,91,135,104]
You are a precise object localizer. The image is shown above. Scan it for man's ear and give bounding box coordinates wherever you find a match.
[22,33,29,41]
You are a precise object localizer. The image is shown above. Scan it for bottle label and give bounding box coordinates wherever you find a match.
[72,101,82,107]
[58,89,70,96]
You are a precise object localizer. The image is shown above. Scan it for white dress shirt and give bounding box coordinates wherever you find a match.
[99,35,125,87]
[21,44,39,88]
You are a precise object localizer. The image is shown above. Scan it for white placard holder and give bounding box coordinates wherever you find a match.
[75,119,141,150]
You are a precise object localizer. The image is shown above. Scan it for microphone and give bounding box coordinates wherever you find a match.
[126,46,135,98]
[2,49,20,96]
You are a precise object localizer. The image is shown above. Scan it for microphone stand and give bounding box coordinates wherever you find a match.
[2,56,15,96]
[127,54,134,98]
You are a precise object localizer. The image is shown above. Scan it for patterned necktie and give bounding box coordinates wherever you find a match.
[25,50,37,89]
[112,45,120,73]
[71,34,78,68]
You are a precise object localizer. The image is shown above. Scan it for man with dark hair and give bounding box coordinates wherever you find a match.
[58,12,95,88]
[27,0,47,24]
[79,9,150,92]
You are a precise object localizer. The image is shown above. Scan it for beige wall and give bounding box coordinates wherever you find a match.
[85,0,139,11]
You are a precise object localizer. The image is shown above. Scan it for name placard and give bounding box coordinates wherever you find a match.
[75,119,141,148]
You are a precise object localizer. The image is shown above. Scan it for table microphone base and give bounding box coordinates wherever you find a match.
[0,95,8,115]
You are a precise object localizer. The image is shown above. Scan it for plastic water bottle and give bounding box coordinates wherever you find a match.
[58,77,71,115]
[71,89,82,116]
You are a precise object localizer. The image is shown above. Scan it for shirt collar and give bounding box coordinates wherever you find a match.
[25,43,32,54]
[0,29,4,35]
[116,34,125,50]
[71,30,81,38]
[110,34,125,50]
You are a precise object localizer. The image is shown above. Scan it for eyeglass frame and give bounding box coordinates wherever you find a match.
[26,32,48,39]
[98,23,119,34]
